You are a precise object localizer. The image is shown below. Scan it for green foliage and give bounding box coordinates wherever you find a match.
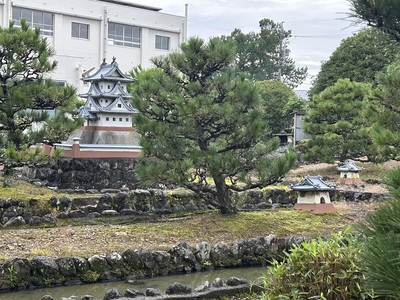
[366,56,400,161]
[129,37,296,214]
[303,78,374,162]
[309,28,400,97]
[260,229,369,300]
[348,0,400,41]
[0,20,81,150]
[358,166,400,298]
[80,270,100,283]
[256,80,306,134]
[4,264,17,287]
[228,19,307,88]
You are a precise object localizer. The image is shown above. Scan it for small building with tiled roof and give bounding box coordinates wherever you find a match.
[336,161,363,185]
[291,175,337,214]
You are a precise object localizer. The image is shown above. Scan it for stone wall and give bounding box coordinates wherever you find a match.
[0,235,305,293]
[0,188,389,227]
[21,158,137,190]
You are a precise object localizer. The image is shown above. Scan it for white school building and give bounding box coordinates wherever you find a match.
[0,0,188,93]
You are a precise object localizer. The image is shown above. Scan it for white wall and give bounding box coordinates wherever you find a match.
[0,0,187,93]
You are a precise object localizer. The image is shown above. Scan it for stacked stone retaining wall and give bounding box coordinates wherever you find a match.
[0,187,389,227]
[0,235,305,293]
[21,158,137,190]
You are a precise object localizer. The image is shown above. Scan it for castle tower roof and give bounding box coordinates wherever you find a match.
[82,57,134,83]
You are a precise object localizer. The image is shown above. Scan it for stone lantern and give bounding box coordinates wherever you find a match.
[336,161,363,185]
[291,175,337,214]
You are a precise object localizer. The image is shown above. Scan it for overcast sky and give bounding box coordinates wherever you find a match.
[131,0,365,90]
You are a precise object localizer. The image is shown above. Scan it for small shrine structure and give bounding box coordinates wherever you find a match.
[291,175,337,214]
[54,58,141,158]
[336,161,363,185]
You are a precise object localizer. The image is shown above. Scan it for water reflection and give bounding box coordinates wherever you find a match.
[0,267,267,300]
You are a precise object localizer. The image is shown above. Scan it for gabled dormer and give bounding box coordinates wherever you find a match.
[106,96,138,113]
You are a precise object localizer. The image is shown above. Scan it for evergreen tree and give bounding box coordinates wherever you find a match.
[256,80,306,135]
[229,19,307,88]
[309,28,399,97]
[129,37,296,215]
[359,166,400,297]
[303,78,373,162]
[367,57,400,161]
[0,20,81,151]
[349,0,400,41]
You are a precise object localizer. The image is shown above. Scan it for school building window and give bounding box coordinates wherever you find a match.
[72,22,89,39]
[108,22,140,48]
[12,7,53,36]
[155,35,170,50]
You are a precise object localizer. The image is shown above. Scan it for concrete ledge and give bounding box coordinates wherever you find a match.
[294,203,337,214]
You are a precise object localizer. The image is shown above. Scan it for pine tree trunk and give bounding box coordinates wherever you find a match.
[212,174,237,215]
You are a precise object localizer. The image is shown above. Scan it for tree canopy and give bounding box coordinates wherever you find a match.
[366,57,400,161]
[256,80,306,135]
[303,78,373,162]
[228,19,307,88]
[309,28,400,97]
[129,37,296,214]
[0,20,81,151]
[348,0,400,41]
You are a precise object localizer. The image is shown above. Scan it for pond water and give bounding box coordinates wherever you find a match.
[0,266,268,300]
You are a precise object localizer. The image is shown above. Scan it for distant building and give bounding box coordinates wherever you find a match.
[292,90,311,146]
[291,175,337,214]
[293,111,312,146]
[293,89,309,101]
[0,0,188,93]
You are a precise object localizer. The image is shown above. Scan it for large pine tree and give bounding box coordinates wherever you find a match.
[129,37,296,214]
[0,20,81,151]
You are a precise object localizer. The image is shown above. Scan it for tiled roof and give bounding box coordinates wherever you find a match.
[82,58,134,83]
[294,90,309,101]
[291,175,336,191]
[337,161,363,172]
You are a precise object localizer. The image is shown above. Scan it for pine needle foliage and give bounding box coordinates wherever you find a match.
[129,37,296,214]
[358,166,400,298]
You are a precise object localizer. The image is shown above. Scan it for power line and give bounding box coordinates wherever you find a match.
[291,34,351,39]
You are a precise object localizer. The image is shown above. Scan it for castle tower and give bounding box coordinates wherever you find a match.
[75,57,139,145]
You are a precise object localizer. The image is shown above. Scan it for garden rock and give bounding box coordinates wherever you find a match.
[56,257,77,277]
[31,256,60,279]
[103,288,121,300]
[88,255,110,274]
[3,216,26,227]
[165,282,192,294]
[124,288,145,297]
[145,288,163,297]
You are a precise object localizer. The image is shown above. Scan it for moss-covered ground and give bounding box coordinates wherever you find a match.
[0,160,397,263]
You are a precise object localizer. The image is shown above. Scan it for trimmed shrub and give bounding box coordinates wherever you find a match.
[259,228,370,300]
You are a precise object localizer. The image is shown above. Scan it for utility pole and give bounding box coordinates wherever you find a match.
[277,22,289,82]
[278,26,283,81]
